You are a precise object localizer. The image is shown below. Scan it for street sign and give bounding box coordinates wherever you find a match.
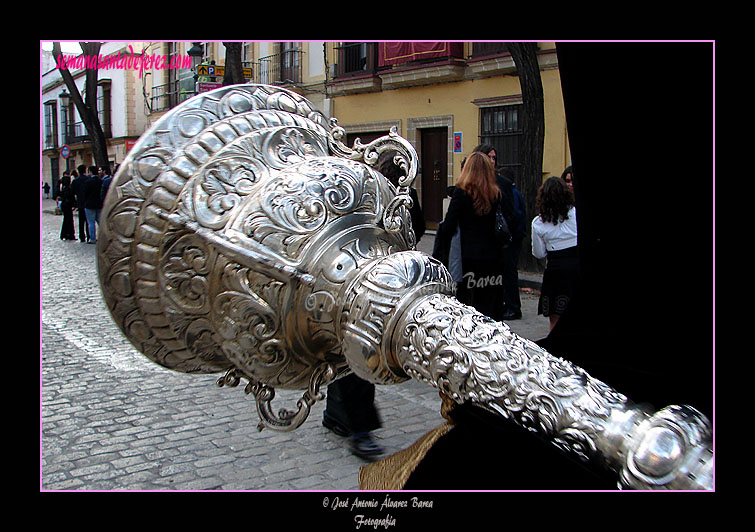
[198,81,222,93]
[60,145,70,159]
[197,64,223,77]
[197,64,252,80]
[453,132,462,153]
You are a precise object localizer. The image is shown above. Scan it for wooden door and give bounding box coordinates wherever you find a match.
[420,128,447,226]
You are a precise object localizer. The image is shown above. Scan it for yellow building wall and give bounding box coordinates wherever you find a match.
[331,67,570,185]
[541,67,571,179]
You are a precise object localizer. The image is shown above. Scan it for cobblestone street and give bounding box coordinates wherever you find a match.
[40,201,549,491]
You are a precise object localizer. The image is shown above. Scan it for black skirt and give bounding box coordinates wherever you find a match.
[60,208,76,240]
[538,246,579,317]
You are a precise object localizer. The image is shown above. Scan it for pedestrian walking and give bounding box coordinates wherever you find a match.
[71,165,90,243]
[322,373,385,461]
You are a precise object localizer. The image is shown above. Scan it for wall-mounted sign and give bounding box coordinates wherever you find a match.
[198,81,222,93]
[453,132,462,153]
[197,64,252,79]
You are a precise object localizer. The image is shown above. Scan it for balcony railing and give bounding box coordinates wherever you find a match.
[61,119,112,145]
[148,52,303,115]
[150,78,196,113]
[255,49,303,85]
[469,42,510,58]
[333,42,378,78]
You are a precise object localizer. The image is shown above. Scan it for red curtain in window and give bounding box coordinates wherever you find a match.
[378,42,462,66]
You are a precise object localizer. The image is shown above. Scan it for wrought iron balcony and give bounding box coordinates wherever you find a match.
[469,42,510,58]
[148,52,303,116]
[150,79,195,114]
[61,119,112,145]
[333,42,378,78]
[255,49,303,85]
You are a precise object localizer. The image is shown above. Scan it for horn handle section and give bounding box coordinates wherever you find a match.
[395,293,713,490]
[339,251,713,490]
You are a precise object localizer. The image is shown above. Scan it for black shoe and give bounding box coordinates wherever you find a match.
[322,413,350,437]
[502,310,522,320]
[348,432,384,461]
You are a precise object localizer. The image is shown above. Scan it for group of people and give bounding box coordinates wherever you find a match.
[434,148,578,333]
[57,164,114,244]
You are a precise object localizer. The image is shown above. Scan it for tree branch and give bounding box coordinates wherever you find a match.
[53,42,109,166]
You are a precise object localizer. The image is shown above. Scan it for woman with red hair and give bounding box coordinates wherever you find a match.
[435,151,506,319]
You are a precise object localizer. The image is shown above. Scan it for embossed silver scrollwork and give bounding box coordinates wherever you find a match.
[619,405,713,490]
[238,157,383,262]
[394,293,712,489]
[328,120,417,240]
[328,121,416,187]
[260,157,377,235]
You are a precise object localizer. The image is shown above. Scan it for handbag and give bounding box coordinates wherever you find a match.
[494,202,512,249]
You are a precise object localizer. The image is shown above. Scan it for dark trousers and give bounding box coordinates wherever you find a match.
[324,373,381,434]
[77,208,89,242]
[502,239,523,314]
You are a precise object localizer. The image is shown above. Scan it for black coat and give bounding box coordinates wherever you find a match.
[83,175,103,210]
[407,188,425,242]
[498,174,526,241]
[59,185,75,211]
[436,186,504,263]
[495,173,517,231]
[70,175,90,208]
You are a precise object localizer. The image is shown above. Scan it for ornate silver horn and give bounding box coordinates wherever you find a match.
[98,84,712,490]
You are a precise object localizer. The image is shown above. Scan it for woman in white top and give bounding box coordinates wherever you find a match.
[531,177,579,332]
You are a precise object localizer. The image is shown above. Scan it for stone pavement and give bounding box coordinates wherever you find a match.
[40,199,549,491]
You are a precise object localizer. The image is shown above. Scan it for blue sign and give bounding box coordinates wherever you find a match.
[453,132,462,153]
[60,145,70,159]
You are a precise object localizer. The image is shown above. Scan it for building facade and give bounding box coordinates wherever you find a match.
[42,42,150,196]
[41,41,569,227]
[324,42,569,228]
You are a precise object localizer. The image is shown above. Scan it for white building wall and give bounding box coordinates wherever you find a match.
[41,41,153,185]
[308,41,324,78]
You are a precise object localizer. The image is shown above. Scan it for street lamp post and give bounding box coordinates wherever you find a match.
[59,89,70,146]
[58,89,71,181]
[187,43,204,96]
